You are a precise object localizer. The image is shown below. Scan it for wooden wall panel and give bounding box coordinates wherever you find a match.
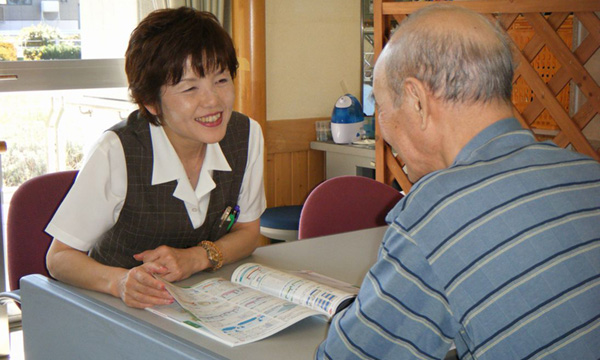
[272,152,293,205]
[291,151,309,204]
[264,118,326,208]
[308,150,325,191]
[265,152,275,209]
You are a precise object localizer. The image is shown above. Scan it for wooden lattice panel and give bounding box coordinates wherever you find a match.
[509,16,573,131]
[373,0,600,192]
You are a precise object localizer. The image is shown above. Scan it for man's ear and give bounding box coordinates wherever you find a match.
[403,77,429,130]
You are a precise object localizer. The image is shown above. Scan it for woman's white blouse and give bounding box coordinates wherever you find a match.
[46,119,266,252]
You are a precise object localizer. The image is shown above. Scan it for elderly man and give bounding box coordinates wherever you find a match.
[317,4,600,360]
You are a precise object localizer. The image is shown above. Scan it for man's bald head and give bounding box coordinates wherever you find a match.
[377,4,515,107]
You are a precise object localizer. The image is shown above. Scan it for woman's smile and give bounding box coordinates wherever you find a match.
[195,112,223,127]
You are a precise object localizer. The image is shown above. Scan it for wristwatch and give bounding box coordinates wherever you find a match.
[199,241,223,271]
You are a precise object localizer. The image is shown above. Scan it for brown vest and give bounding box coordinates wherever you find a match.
[89,111,250,268]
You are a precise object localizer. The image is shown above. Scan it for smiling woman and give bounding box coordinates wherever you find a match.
[0,1,235,230]
[43,7,266,310]
[0,3,241,357]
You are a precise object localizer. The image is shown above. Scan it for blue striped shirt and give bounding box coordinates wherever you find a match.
[316,118,600,359]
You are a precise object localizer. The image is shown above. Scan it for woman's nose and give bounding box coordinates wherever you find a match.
[198,87,219,108]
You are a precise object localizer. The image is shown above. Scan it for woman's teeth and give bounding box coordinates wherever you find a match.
[196,114,220,123]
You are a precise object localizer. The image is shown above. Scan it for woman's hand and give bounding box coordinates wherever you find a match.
[47,239,175,309]
[133,245,208,282]
[116,262,175,308]
[132,220,261,285]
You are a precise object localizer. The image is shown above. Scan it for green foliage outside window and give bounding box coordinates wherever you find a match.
[39,43,81,60]
[19,23,81,60]
[19,23,61,47]
[0,42,17,61]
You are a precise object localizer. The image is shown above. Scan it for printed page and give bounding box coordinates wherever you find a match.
[151,277,323,347]
[231,263,358,317]
[147,301,229,345]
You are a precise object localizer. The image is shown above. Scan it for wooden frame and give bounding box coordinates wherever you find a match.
[373,0,600,192]
[232,0,267,131]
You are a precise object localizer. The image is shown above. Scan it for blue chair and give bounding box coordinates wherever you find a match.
[259,205,303,242]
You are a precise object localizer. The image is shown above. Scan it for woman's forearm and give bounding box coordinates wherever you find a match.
[46,239,126,298]
[213,218,261,265]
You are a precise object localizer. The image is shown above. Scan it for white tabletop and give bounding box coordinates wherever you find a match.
[21,226,388,360]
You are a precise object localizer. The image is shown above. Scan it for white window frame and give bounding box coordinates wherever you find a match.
[0,59,127,92]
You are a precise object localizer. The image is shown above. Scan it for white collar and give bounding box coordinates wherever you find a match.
[149,124,231,195]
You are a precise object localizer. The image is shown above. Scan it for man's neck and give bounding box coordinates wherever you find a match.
[435,99,514,167]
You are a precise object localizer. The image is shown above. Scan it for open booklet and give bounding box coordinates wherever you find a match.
[146,263,359,347]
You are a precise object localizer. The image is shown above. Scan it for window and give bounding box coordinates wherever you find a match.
[1,0,138,183]
[0,0,143,293]
[5,1,34,5]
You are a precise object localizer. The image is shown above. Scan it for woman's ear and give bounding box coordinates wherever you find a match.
[144,103,159,116]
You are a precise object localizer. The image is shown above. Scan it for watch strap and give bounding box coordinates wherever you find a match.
[199,240,223,271]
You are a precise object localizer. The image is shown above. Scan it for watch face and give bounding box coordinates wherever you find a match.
[207,247,221,267]
[200,241,222,271]
[208,251,219,266]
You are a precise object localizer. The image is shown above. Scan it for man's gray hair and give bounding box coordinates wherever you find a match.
[382,5,515,106]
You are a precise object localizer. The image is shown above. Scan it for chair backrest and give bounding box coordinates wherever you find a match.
[6,170,77,291]
[298,175,403,239]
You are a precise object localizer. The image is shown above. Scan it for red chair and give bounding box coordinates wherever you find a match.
[298,175,403,239]
[6,170,77,292]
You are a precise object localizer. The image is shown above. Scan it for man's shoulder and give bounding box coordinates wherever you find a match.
[391,139,600,243]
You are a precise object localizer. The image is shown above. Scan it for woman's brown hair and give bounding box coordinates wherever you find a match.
[125,7,238,125]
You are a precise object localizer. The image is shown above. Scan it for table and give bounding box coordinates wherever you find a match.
[20,226,388,360]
